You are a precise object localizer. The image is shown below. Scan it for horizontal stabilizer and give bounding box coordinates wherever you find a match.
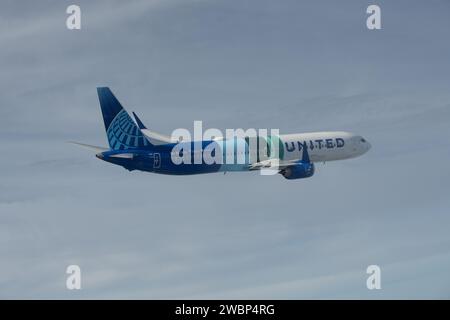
[109,153,135,159]
[68,141,108,153]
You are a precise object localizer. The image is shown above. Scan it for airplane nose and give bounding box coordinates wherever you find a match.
[366,141,371,151]
[96,153,104,159]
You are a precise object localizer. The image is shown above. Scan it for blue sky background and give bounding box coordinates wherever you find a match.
[1,0,450,298]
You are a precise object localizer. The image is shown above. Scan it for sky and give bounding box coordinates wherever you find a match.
[1,0,450,299]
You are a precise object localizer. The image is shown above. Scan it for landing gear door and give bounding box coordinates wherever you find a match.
[153,153,161,169]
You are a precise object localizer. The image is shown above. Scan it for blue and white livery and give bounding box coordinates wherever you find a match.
[71,87,371,180]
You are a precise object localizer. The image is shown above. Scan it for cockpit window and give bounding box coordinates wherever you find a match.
[361,138,366,143]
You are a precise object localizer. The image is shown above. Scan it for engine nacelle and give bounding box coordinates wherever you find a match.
[281,163,315,180]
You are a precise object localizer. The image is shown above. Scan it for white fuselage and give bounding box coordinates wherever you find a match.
[278,131,371,162]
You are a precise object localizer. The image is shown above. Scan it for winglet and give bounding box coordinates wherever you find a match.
[132,112,147,129]
[301,142,310,163]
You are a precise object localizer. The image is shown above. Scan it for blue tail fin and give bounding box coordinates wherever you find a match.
[97,87,152,150]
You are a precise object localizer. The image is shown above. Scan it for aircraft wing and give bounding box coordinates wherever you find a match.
[249,142,312,172]
[248,158,301,171]
[140,129,176,145]
[132,112,177,145]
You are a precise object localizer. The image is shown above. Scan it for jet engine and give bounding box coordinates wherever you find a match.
[280,163,315,180]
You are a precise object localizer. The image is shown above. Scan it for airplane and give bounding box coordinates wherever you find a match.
[71,87,371,179]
